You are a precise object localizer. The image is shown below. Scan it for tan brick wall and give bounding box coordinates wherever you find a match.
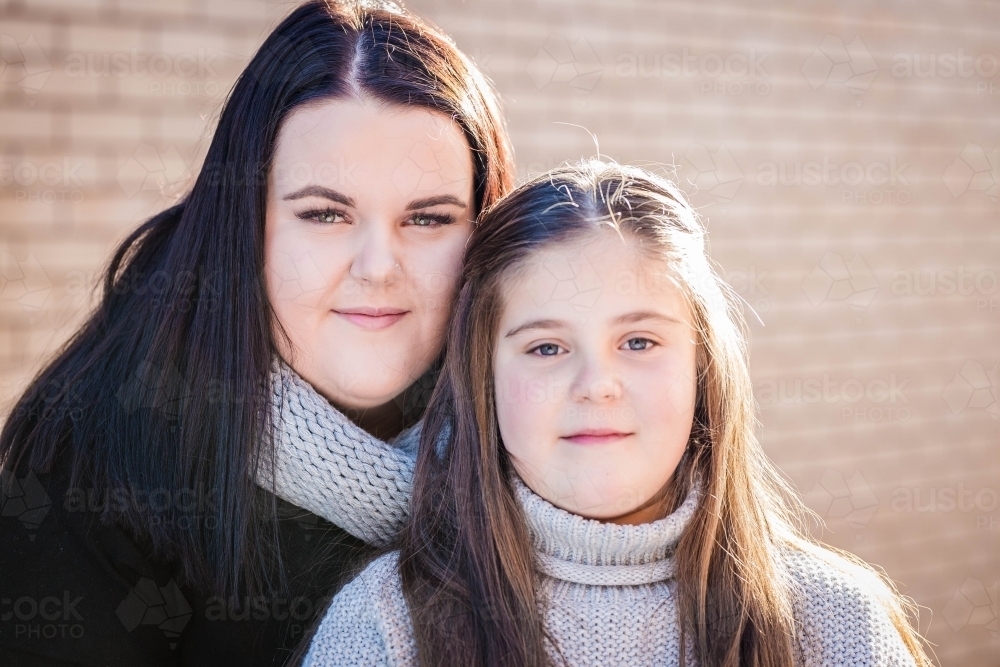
[2,1,997,664]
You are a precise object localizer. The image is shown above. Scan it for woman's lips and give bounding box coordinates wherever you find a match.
[560,430,633,445]
[334,308,409,331]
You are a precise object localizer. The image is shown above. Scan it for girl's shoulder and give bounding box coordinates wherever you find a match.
[304,552,416,667]
[777,540,920,667]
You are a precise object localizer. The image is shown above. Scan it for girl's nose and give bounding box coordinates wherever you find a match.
[569,353,623,403]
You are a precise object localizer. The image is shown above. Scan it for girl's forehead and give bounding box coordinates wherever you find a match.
[513,229,664,281]
[501,230,690,320]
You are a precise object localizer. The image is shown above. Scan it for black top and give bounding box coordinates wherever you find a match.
[0,454,375,667]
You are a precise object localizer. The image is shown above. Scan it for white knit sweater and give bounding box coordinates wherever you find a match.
[301,478,918,667]
[260,361,918,667]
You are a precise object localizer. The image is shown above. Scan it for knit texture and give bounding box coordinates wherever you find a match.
[302,477,919,667]
[255,359,420,546]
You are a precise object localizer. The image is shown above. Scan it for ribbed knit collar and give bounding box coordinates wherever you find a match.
[272,358,424,454]
[513,475,700,586]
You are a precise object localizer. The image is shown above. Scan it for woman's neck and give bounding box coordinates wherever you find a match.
[336,399,408,441]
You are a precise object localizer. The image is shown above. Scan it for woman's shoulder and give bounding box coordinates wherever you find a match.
[304,552,416,667]
[777,540,919,666]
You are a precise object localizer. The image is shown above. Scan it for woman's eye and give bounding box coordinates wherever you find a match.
[530,343,563,357]
[296,208,346,224]
[408,212,456,227]
[623,337,655,351]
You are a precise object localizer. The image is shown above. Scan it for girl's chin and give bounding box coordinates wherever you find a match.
[546,487,654,521]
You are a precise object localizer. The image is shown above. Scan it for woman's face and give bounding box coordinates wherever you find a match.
[265,97,475,420]
[493,229,698,524]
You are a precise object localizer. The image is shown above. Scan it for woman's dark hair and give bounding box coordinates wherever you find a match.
[397,160,933,667]
[0,0,513,599]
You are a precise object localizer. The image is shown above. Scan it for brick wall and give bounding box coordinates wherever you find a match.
[2,1,997,664]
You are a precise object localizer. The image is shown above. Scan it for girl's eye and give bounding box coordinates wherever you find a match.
[296,208,346,224]
[623,337,655,351]
[408,212,456,227]
[530,343,564,357]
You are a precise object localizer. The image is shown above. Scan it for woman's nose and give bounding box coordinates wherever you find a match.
[349,221,401,286]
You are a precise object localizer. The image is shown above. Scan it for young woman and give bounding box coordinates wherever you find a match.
[0,1,511,665]
[299,161,934,666]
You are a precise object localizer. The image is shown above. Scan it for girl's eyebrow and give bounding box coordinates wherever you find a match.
[613,310,684,326]
[504,311,682,338]
[505,318,565,338]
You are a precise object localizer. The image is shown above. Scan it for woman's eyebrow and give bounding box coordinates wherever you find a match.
[406,195,468,210]
[283,184,355,207]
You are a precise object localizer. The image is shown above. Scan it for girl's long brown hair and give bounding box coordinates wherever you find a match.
[398,160,933,667]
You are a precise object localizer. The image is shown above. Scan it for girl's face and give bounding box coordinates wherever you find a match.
[494,229,698,524]
[265,97,475,422]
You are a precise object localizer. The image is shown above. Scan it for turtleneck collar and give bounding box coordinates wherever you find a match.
[513,475,700,587]
[272,358,424,454]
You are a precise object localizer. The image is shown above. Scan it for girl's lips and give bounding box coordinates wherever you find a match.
[560,431,633,445]
[334,309,409,331]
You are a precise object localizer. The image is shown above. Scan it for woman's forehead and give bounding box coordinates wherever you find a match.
[270,97,474,211]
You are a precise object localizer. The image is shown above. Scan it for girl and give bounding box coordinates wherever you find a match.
[299,161,933,666]
[0,1,511,665]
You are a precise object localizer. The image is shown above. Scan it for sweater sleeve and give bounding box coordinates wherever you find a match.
[782,546,919,667]
[256,361,420,546]
[302,554,415,667]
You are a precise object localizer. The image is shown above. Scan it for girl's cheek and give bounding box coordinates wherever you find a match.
[496,368,553,445]
[495,362,534,407]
